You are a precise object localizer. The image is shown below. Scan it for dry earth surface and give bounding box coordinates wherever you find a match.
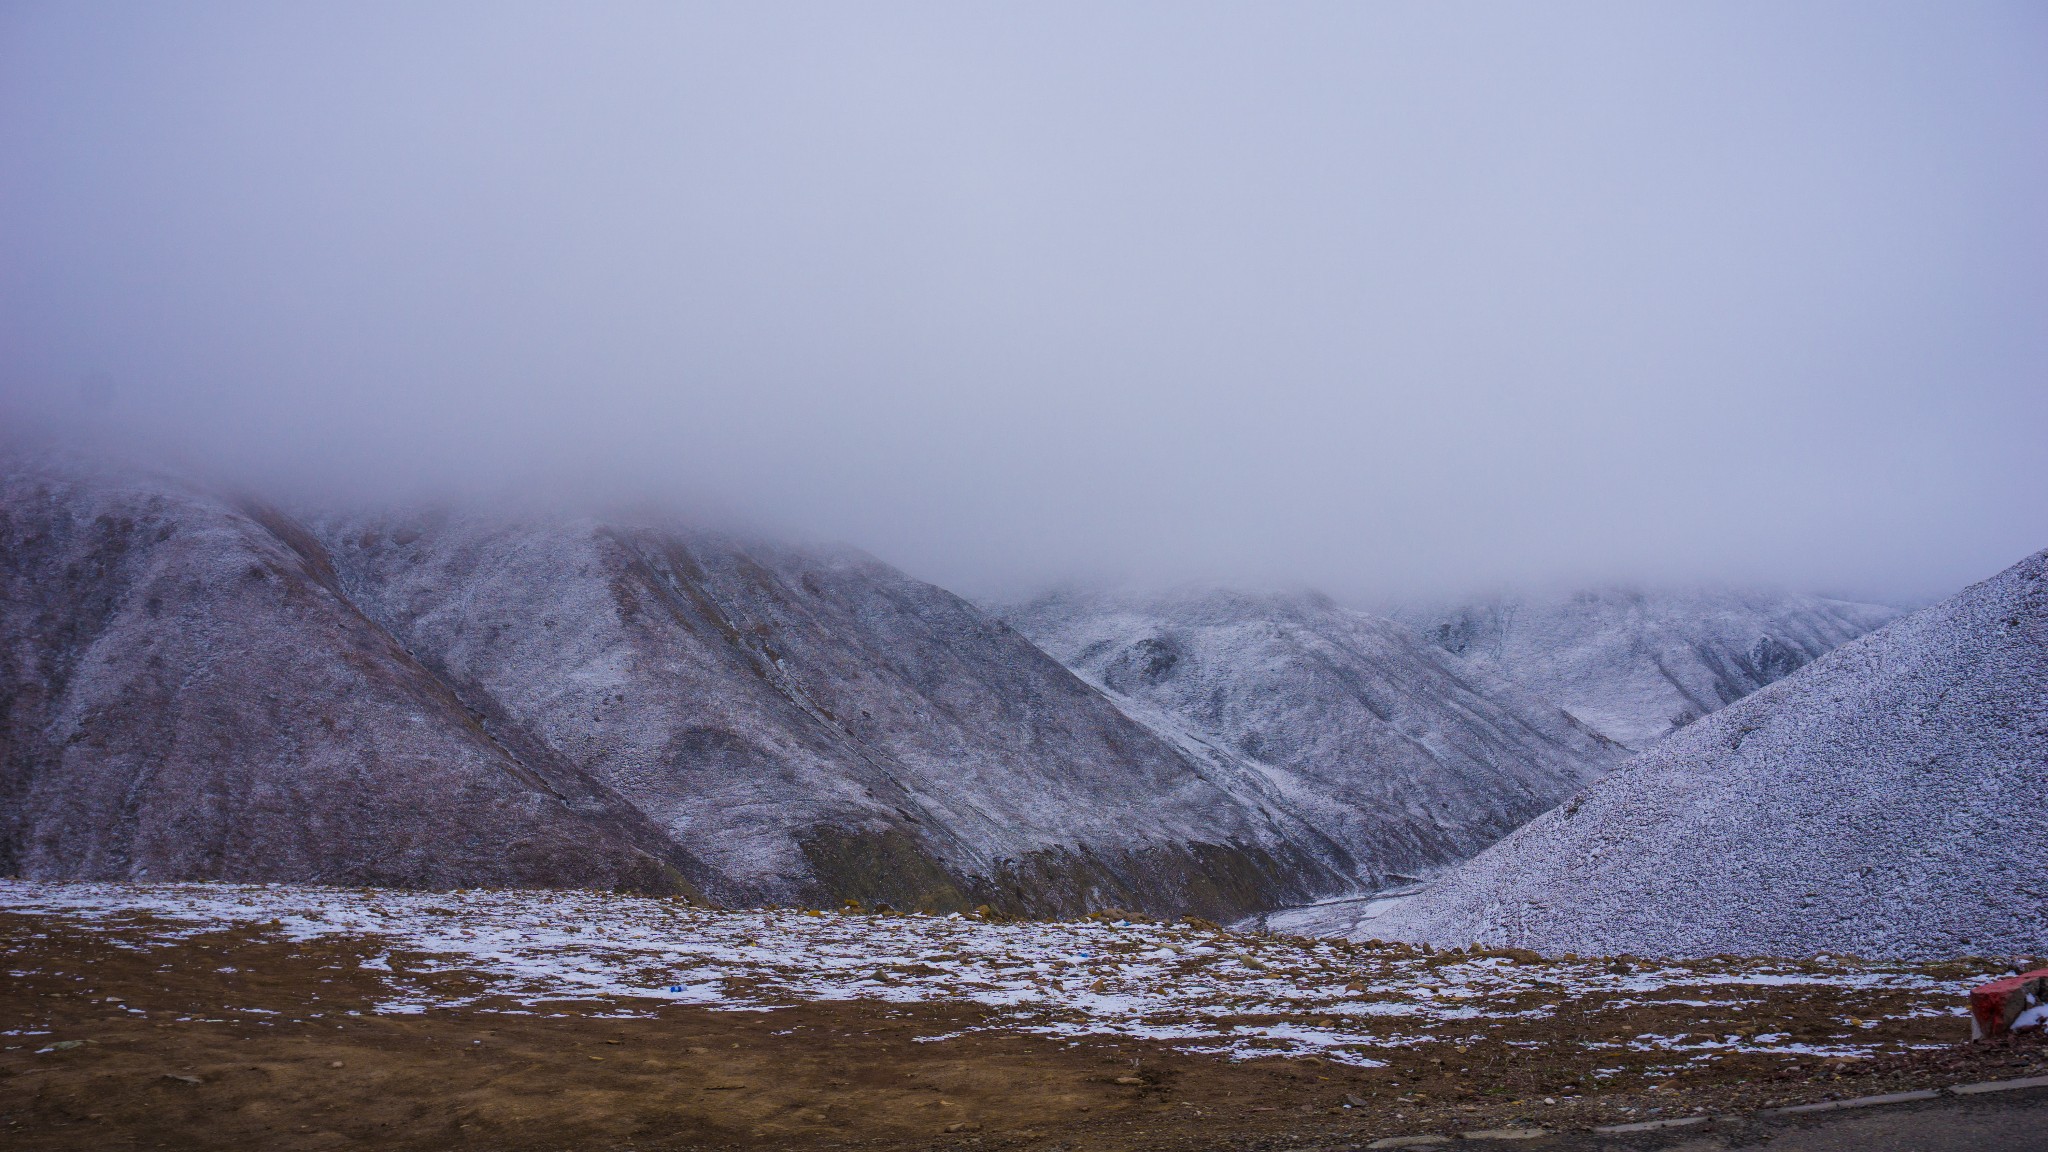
[3,883,2044,1152]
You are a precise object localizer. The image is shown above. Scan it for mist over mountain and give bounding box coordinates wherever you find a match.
[4,4,2043,608]
[4,17,2046,1147]
[2,3,2043,966]
[1396,589,1902,748]
[1368,546,2048,959]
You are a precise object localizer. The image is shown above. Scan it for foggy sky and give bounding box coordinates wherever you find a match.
[3,2,2044,604]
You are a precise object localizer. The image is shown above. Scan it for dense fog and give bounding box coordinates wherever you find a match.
[4,2,2043,603]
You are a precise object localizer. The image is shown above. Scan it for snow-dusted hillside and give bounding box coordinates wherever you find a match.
[311,514,1354,914]
[1001,589,1624,892]
[0,460,696,894]
[1369,548,2048,959]
[0,457,1356,918]
[1397,588,1900,747]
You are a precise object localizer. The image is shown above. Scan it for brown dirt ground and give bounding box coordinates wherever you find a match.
[4,912,2045,1151]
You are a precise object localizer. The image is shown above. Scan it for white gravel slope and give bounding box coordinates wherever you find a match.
[1369,548,2048,960]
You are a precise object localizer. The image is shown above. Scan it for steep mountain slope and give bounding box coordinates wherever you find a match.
[0,458,1353,917]
[309,516,1349,914]
[1398,589,1901,747]
[1001,590,1626,891]
[0,460,701,893]
[1370,548,2048,959]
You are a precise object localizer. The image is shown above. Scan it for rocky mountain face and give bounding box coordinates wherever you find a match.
[306,513,1352,916]
[2,459,1368,918]
[1396,588,1901,748]
[999,589,1626,895]
[0,463,699,895]
[1369,547,2048,959]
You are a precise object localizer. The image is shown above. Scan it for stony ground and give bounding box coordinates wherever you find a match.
[3,882,2044,1151]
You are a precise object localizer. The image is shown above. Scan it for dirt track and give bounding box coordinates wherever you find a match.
[5,912,2046,1151]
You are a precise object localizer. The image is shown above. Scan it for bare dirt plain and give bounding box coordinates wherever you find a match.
[3,892,2045,1152]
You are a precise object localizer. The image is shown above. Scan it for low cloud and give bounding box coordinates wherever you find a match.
[4,2,2044,604]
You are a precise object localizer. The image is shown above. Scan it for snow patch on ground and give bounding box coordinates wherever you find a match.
[1,881,1981,1067]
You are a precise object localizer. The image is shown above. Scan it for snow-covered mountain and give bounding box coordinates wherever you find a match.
[308,512,1359,915]
[1000,589,1625,892]
[2,458,1366,918]
[1396,588,1901,748]
[10,453,1933,932]
[1368,547,2048,959]
[0,461,698,896]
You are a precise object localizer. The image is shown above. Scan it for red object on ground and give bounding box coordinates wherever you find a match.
[1969,969,2048,1040]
